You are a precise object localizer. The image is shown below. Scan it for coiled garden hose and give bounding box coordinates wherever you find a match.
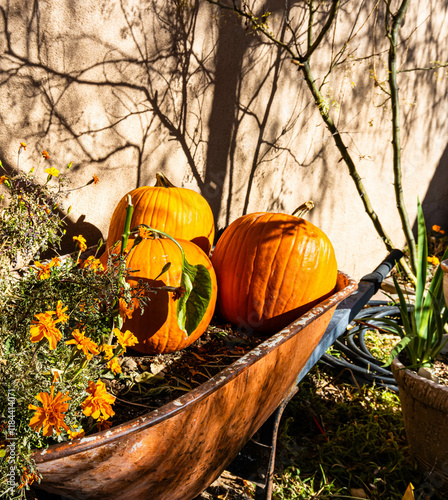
[320,300,401,392]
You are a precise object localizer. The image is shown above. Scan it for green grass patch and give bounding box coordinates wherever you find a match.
[273,364,427,499]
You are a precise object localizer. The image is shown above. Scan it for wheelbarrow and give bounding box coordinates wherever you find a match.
[32,250,402,500]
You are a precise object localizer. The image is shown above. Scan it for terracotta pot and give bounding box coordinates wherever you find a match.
[32,272,357,500]
[392,357,448,493]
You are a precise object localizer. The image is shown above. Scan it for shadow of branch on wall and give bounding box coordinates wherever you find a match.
[0,0,213,207]
[1,0,446,254]
[0,0,315,241]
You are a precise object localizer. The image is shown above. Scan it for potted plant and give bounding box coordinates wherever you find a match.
[376,200,448,494]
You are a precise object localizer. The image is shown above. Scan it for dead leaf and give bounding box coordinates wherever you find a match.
[350,488,368,499]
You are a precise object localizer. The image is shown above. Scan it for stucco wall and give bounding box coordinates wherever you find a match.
[0,0,447,280]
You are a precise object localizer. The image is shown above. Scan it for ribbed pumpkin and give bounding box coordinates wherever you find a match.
[211,212,337,333]
[106,173,215,255]
[100,236,217,354]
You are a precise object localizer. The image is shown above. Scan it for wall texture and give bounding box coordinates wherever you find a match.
[0,0,447,280]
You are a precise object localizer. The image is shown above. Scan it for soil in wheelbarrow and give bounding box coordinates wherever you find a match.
[102,318,267,427]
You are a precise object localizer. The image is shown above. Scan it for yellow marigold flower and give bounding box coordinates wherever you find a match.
[45,167,60,177]
[33,261,52,280]
[81,380,115,420]
[107,357,122,375]
[118,298,134,320]
[100,343,116,360]
[49,256,61,268]
[73,234,87,253]
[93,174,99,185]
[54,300,69,324]
[65,329,100,360]
[81,255,105,272]
[42,150,50,160]
[427,255,440,266]
[30,312,62,350]
[28,386,71,437]
[113,328,139,349]
[67,426,85,440]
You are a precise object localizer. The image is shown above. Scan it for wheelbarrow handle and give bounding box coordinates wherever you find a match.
[360,248,404,290]
[296,249,404,384]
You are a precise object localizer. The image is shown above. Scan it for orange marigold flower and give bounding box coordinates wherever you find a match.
[107,357,122,375]
[54,300,69,324]
[42,150,50,160]
[66,329,100,360]
[100,343,116,360]
[432,225,442,233]
[93,174,99,185]
[33,261,52,280]
[30,312,62,350]
[19,142,27,152]
[73,234,87,253]
[45,166,60,177]
[0,175,7,184]
[81,380,115,420]
[113,328,139,349]
[28,386,71,437]
[118,298,134,320]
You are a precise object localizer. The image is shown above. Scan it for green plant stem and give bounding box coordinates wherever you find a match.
[207,0,417,285]
[120,195,134,258]
[70,358,89,383]
[307,1,314,50]
[300,60,395,252]
[386,0,417,275]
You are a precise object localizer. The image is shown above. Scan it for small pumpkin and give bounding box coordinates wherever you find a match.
[100,235,217,354]
[211,209,337,333]
[105,173,215,255]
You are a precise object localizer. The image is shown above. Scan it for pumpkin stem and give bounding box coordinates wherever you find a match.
[155,172,176,188]
[291,201,314,218]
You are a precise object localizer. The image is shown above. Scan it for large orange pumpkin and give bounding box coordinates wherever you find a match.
[211,212,337,333]
[100,236,217,354]
[105,173,215,255]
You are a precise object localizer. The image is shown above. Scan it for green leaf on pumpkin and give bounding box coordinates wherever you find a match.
[177,259,212,337]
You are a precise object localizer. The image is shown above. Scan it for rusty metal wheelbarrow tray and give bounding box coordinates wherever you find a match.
[33,251,401,500]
